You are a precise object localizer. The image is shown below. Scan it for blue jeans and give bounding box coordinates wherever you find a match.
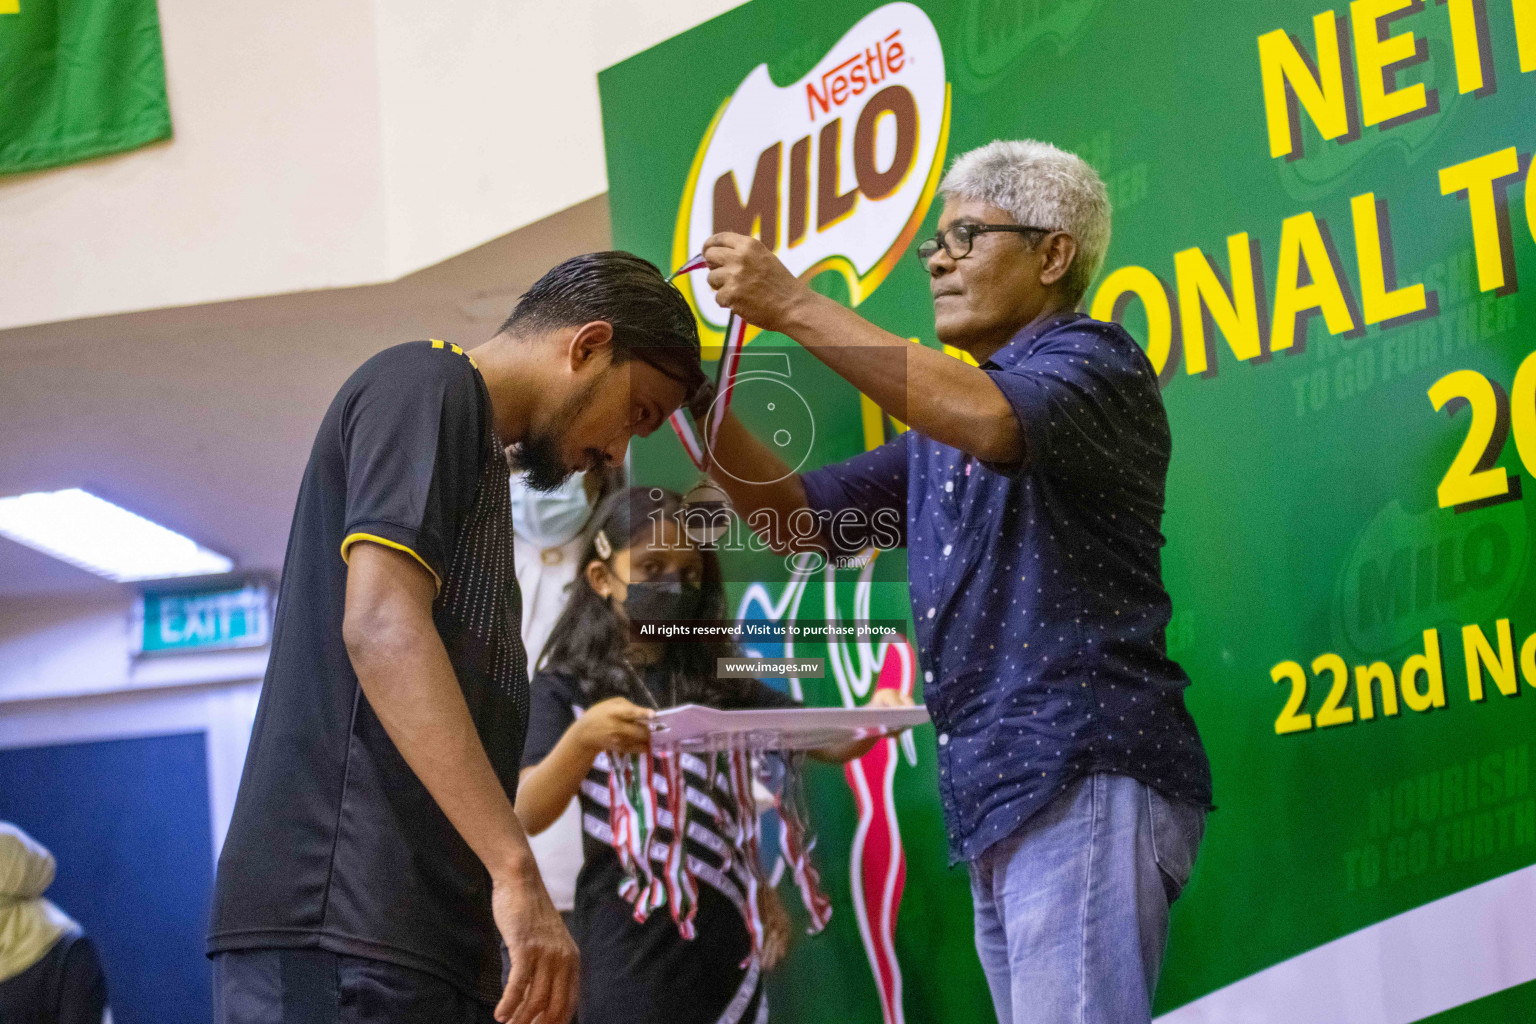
[968,774,1206,1024]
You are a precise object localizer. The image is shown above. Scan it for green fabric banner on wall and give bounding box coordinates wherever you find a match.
[0,0,171,175]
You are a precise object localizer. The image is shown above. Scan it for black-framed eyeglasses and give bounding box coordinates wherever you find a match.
[915,223,1052,265]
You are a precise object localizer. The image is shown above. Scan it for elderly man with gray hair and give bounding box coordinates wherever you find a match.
[699,139,1212,1023]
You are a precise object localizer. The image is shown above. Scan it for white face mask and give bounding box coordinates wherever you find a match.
[510,471,593,549]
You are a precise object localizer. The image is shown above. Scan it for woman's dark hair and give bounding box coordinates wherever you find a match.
[501,251,707,401]
[537,486,752,707]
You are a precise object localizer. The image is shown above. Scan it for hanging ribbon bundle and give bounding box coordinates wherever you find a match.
[728,748,770,964]
[604,745,833,956]
[667,252,749,473]
[659,751,699,939]
[774,752,833,934]
[609,750,665,921]
[709,749,737,873]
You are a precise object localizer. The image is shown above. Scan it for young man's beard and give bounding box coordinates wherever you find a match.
[511,372,606,492]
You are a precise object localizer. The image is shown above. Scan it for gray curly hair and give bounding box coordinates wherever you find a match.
[938,140,1112,304]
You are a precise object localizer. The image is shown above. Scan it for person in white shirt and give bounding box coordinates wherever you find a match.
[510,468,613,921]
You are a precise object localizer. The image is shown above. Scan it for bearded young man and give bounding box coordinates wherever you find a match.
[698,141,1212,1024]
[207,252,704,1024]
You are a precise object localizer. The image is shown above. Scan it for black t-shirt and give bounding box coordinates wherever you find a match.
[0,931,108,1024]
[521,669,797,1024]
[209,341,528,1003]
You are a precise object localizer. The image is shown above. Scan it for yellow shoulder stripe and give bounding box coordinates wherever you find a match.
[428,338,478,369]
[340,533,442,594]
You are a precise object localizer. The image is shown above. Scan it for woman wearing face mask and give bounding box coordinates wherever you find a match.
[516,487,897,1024]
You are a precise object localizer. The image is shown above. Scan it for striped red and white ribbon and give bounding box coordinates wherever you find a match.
[775,752,833,934]
[610,752,665,921]
[728,749,769,966]
[668,252,749,471]
[660,752,700,939]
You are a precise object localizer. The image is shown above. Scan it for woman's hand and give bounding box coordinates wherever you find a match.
[574,697,654,756]
[759,885,793,971]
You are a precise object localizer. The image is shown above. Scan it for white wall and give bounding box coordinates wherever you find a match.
[0,594,268,704]
[0,594,266,860]
[0,0,390,331]
[371,0,608,275]
[0,0,746,332]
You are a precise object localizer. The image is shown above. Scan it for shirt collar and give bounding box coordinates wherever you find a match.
[979,310,1087,370]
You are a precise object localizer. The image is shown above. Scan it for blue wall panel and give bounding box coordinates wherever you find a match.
[0,731,214,1024]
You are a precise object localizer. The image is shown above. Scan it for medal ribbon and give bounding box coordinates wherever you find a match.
[607,755,641,903]
[660,751,700,938]
[609,752,665,921]
[668,253,749,471]
[775,752,833,933]
[710,750,737,874]
[729,748,770,966]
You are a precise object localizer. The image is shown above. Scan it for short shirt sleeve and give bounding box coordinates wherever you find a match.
[982,322,1165,485]
[800,433,911,555]
[522,671,583,767]
[338,347,485,592]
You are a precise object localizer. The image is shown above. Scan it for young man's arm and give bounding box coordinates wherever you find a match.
[707,408,913,558]
[343,542,576,1024]
[702,232,1028,466]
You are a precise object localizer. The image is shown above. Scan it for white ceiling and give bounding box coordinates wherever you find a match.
[0,195,610,600]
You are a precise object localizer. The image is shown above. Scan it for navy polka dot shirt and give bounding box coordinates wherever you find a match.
[802,312,1212,864]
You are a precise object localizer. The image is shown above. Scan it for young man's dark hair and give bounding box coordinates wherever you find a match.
[502,251,707,402]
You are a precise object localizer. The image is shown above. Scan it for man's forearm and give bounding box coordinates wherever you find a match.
[707,411,817,553]
[779,291,1025,464]
[343,542,575,1024]
[347,605,540,886]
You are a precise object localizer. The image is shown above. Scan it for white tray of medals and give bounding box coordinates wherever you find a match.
[647,703,930,753]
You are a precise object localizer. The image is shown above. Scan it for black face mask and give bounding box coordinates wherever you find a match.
[620,573,703,624]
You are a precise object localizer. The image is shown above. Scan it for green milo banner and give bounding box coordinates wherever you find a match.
[598,1,1536,1020]
[0,0,172,175]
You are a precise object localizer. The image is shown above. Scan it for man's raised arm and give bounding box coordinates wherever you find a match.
[702,232,1028,467]
[342,542,576,1024]
[703,403,818,554]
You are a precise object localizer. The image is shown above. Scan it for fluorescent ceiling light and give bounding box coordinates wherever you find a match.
[0,488,233,582]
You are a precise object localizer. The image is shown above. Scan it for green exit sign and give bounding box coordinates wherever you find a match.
[136,583,272,655]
